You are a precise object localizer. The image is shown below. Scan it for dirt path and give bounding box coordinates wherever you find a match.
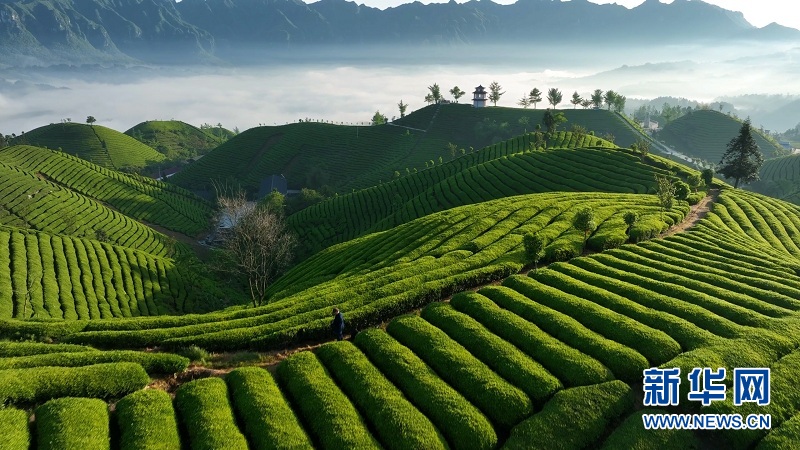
[660,188,719,238]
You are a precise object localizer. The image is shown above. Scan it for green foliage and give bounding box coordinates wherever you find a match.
[354,328,497,450]
[226,367,313,450]
[35,397,109,450]
[600,409,703,449]
[0,341,95,356]
[116,389,181,450]
[421,302,562,401]
[673,180,691,200]
[276,351,381,449]
[176,345,210,363]
[387,314,533,430]
[623,211,639,229]
[687,173,702,192]
[756,413,800,450]
[503,381,634,450]
[450,292,613,387]
[523,232,547,268]
[0,350,188,373]
[0,407,29,450]
[719,118,765,188]
[371,111,387,126]
[572,207,597,241]
[175,377,248,450]
[0,362,149,405]
[125,120,227,161]
[316,341,448,450]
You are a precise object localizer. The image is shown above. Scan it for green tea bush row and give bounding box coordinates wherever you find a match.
[503,381,634,450]
[35,397,109,450]
[482,284,647,382]
[756,413,800,450]
[226,367,313,450]
[450,292,613,386]
[509,274,680,364]
[354,328,497,450]
[421,302,562,402]
[0,407,29,450]
[604,247,799,314]
[115,389,181,450]
[600,409,702,450]
[276,350,381,449]
[573,255,770,328]
[557,258,740,338]
[0,340,95,356]
[316,341,448,450]
[530,267,716,350]
[0,362,149,405]
[0,350,188,373]
[174,377,248,450]
[387,314,533,430]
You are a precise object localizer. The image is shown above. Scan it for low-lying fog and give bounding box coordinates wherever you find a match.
[1,43,799,135]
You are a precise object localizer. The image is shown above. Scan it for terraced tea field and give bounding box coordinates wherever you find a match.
[751,153,800,205]
[3,189,800,449]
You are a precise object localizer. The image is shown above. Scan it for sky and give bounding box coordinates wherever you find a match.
[349,0,799,31]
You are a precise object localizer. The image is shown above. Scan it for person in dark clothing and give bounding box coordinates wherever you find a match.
[331,308,344,341]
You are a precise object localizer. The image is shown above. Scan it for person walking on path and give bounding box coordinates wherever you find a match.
[331,308,345,341]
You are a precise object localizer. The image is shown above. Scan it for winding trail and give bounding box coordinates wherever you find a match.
[660,188,720,238]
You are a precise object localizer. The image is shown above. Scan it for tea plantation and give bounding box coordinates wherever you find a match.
[1,113,799,448]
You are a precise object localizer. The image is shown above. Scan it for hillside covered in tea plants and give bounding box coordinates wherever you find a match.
[1,110,798,449]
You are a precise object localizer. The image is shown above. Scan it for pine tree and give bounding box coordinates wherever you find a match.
[718,119,764,188]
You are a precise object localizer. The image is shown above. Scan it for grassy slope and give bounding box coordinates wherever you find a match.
[10,123,165,170]
[656,110,785,164]
[169,105,645,194]
[751,153,800,205]
[124,120,229,159]
[0,145,212,236]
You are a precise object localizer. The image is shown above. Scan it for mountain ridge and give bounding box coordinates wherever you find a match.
[0,0,796,66]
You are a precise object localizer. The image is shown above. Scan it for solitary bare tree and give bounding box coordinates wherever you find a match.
[214,184,296,307]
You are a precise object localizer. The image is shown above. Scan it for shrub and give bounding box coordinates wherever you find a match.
[756,413,800,450]
[174,377,248,450]
[35,397,110,450]
[0,341,95,357]
[176,345,209,363]
[0,362,149,405]
[226,367,313,450]
[0,350,188,374]
[504,381,634,450]
[600,409,703,449]
[629,216,668,242]
[673,180,691,200]
[354,328,497,450]
[701,168,715,186]
[523,233,547,269]
[420,302,561,402]
[116,389,181,450]
[623,211,638,228]
[276,351,380,449]
[316,341,448,450]
[450,292,613,387]
[0,407,29,450]
[387,314,533,430]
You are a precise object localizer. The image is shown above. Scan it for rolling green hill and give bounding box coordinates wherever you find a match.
[124,120,230,160]
[656,109,786,164]
[0,145,212,237]
[10,122,165,170]
[287,131,696,257]
[170,104,647,195]
[750,153,800,205]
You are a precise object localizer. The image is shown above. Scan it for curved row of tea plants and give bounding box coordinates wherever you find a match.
[0,226,192,320]
[0,162,176,256]
[0,145,211,236]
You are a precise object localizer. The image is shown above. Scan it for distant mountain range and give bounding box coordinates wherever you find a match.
[0,0,798,66]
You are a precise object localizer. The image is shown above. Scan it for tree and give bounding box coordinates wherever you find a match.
[613,94,626,113]
[701,168,715,188]
[633,139,649,161]
[570,91,582,109]
[86,116,96,126]
[517,94,531,109]
[215,188,296,307]
[398,100,408,118]
[623,211,638,232]
[543,109,567,135]
[428,83,442,104]
[424,93,435,105]
[655,174,676,220]
[547,88,562,109]
[450,86,465,102]
[573,207,597,242]
[591,89,604,109]
[674,180,690,201]
[687,174,702,193]
[603,90,617,110]
[371,111,387,125]
[488,81,504,106]
[581,99,592,109]
[518,116,530,133]
[523,233,547,271]
[258,190,285,215]
[528,88,542,109]
[718,119,764,188]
